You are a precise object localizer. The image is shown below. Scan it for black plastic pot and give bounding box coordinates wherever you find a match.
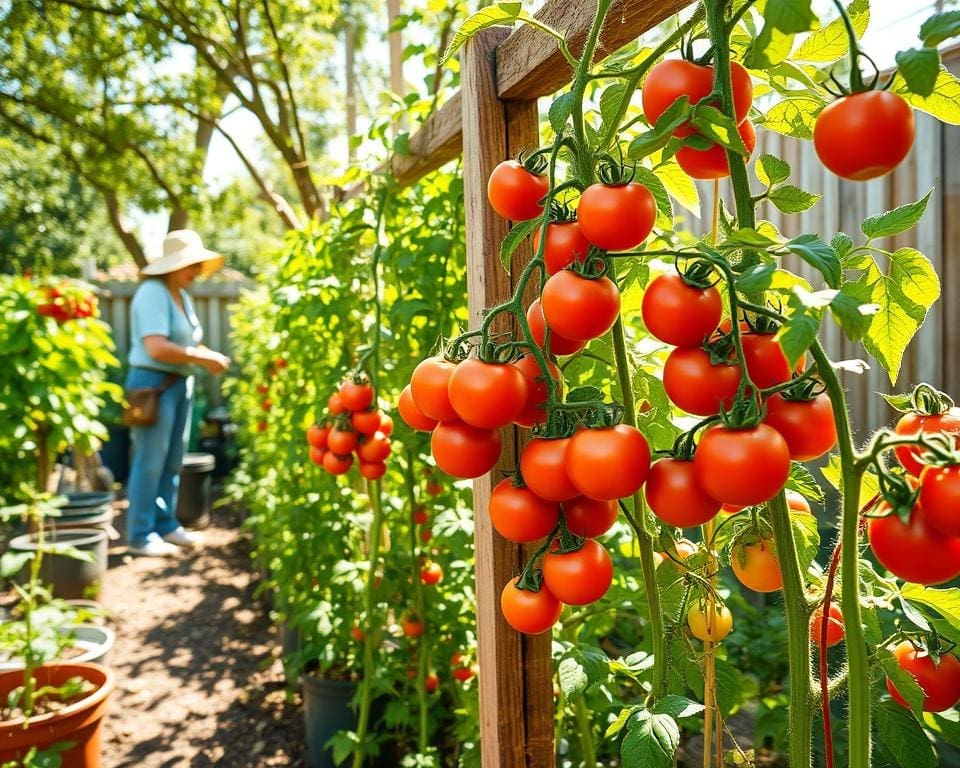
[280,622,302,687]
[175,452,215,529]
[301,675,357,768]
[9,528,108,600]
[99,424,131,483]
[46,492,117,541]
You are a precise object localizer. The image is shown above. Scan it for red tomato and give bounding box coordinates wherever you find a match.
[430,421,502,479]
[525,298,587,356]
[453,665,477,682]
[919,464,960,537]
[542,539,614,606]
[676,119,756,180]
[351,409,382,435]
[740,332,796,390]
[814,91,915,181]
[256,420,268,432]
[577,182,656,252]
[448,358,529,429]
[323,452,353,476]
[867,500,960,584]
[663,347,741,416]
[534,220,591,275]
[410,357,458,422]
[402,618,425,638]
[357,432,391,462]
[540,271,621,342]
[786,490,812,514]
[562,496,618,538]
[398,385,438,432]
[359,461,387,480]
[564,425,651,501]
[642,59,753,135]
[520,437,580,502]
[339,381,374,412]
[309,446,325,466]
[731,539,782,592]
[894,408,960,476]
[810,602,844,648]
[694,424,791,506]
[412,507,429,525]
[512,355,561,428]
[425,480,443,496]
[378,414,394,436]
[261,398,272,411]
[488,479,561,543]
[350,626,364,642]
[420,561,443,585]
[641,273,723,347]
[307,424,330,450]
[419,528,432,543]
[487,160,549,221]
[327,427,358,455]
[424,672,440,693]
[763,392,838,461]
[645,458,721,527]
[500,577,562,634]
[257,384,269,394]
[328,393,346,414]
[887,642,960,712]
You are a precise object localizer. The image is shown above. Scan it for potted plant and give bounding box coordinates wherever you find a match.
[0,490,115,766]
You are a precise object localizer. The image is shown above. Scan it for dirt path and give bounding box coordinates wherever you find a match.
[100,500,305,767]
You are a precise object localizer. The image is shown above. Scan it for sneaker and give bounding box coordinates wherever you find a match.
[128,539,181,557]
[162,527,204,548]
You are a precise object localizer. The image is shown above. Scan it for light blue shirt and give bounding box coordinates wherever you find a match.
[128,279,203,376]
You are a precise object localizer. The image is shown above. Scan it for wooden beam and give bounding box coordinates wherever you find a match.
[391,92,463,188]
[496,0,692,101]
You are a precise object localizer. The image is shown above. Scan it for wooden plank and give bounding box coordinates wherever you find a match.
[461,27,551,768]
[392,92,463,188]
[496,0,692,101]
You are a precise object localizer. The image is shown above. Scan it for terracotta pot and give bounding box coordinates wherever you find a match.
[0,662,115,767]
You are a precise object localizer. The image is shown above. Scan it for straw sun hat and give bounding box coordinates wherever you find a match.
[141,230,225,277]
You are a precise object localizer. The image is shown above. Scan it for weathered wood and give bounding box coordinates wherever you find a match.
[391,92,463,188]
[461,28,552,767]
[496,0,691,101]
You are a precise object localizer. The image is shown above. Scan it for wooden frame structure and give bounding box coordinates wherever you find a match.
[382,1,688,763]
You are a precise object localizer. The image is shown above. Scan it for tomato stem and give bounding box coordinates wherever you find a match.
[820,538,843,768]
[831,0,865,93]
[403,451,430,753]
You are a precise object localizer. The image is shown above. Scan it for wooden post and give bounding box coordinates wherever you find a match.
[461,29,553,767]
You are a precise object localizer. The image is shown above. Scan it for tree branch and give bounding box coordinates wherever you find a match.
[261,0,308,160]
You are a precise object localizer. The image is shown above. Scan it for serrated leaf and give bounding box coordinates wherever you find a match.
[748,0,817,68]
[777,298,820,370]
[787,462,825,503]
[829,287,874,342]
[442,2,525,63]
[724,228,779,249]
[558,655,590,698]
[656,158,700,216]
[715,658,748,715]
[889,247,941,309]
[759,97,825,139]
[789,506,820,571]
[621,711,680,768]
[876,697,938,767]
[769,185,821,214]
[832,232,854,259]
[794,0,869,61]
[898,595,932,631]
[629,98,692,161]
[757,153,791,186]
[822,454,879,501]
[920,10,960,47]
[652,695,706,720]
[549,92,577,133]
[500,219,540,272]
[784,234,841,289]
[895,67,960,125]
[690,106,747,153]
[599,83,629,134]
[882,392,916,412]
[927,710,960,748]
[606,706,640,738]
[901,584,960,635]
[896,48,942,98]
[736,263,774,294]
[634,166,672,229]
[566,385,604,404]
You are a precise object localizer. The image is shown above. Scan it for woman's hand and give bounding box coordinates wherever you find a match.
[194,348,231,375]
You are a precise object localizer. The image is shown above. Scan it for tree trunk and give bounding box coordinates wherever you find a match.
[102,191,147,267]
[388,0,403,97]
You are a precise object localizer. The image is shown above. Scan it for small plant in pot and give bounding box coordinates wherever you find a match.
[0,489,115,767]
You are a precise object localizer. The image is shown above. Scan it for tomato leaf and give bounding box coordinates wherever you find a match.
[620,710,680,768]
[828,286,875,342]
[558,645,609,698]
[821,454,880,502]
[715,657,752,715]
[756,153,791,187]
[549,92,577,133]
[768,185,821,214]
[861,191,932,240]
[831,232,854,260]
[747,0,817,68]
[565,385,605,404]
[793,0,869,62]
[734,263,774,294]
[634,166,673,229]
[690,106,747,154]
[723,228,780,249]
[500,219,540,272]
[920,10,960,47]
[900,584,960,635]
[783,234,841,289]
[898,595,932,632]
[0,550,32,578]
[442,2,526,64]
[628,98,692,161]
[894,67,960,125]
[788,507,820,572]
[876,696,937,766]
[599,83,630,137]
[652,695,705,720]
[606,706,641,738]
[896,48,942,98]
[759,96,825,139]
[787,462,825,504]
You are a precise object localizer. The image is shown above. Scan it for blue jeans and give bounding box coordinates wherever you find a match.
[125,367,193,547]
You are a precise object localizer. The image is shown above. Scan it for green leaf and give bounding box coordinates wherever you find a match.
[442,2,525,63]
[896,48,942,98]
[634,166,673,229]
[895,67,960,125]
[829,287,875,342]
[756,153,791,186]
[889,247,941,309]
[599,83,629,134]
[875,698,938,767]
[920,10,960,47]
[789,506,820,572]
[900,584,960,635]
[715,658,749,714]
[690,106,747,154]
[629,98,691,161]
[822,454,879,501]
[784,234,841,289]
[862,192,932,240]
[748,0,817,68]
[723,228,779,249]
[655,159,700,216]
[927,710,960,748]
[558,655,590,698]
[793,0,869,62]
[620,710,680,768]
[566,385,605,404]
[500,219,541,272]
[606,706,640,738]
[777,291,822,368]
[549,92,577,133]
[652,695,705,720]
[787,462,825,504]
[0,550,32,578]
[769,185,821,214]
[831,232,854,260]
[736,263,776,293]
[759,97,825,140]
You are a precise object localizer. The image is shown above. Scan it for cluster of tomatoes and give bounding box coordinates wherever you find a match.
[254,358,286,432]
[36,283,98,323]
[307,378,394,480]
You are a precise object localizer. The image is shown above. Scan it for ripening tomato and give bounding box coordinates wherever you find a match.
[663,347,741,416]
[534,220,591,275]
[687,603,733,643]
[763,392,838,461]
[307,424,330,450]
[642,59,753,136]
[339,381,374,412]
[520,437,579,502]
[641,273,722,347]
[814,91,915,181]
[894,407,960,476]
[577,182,656,252]
[676,120,756,180]
[359,461,387,480]
[542,539,614,606]
[513,355,561,429]
[540,271,621,342]
[886,641,960,712]
[430,421,501,479]
[525,298,587,356]
[740,331,798,390]
[402,618,425,638]
[327,427,358,455]
[357,431,391,462]
[351,409,382,435]
[328,393,346,414]
[378,413,394,436]
[919,465,960,537]
[448,358,529,429]
[487,160,549,221]
[488,479,561,543]
[562,496,619,538]
[410,357,458,422]
[322,452,353,476]
[810,602,844,648]
[500,577,562,634]
[420,561,443,585]
[565,425,650,501]
[731,539,782,592]
[786,490,812,515]
[694,424,791,506]
[398,385,438,432]
[645,458,721,527]
[867,500,960,585]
